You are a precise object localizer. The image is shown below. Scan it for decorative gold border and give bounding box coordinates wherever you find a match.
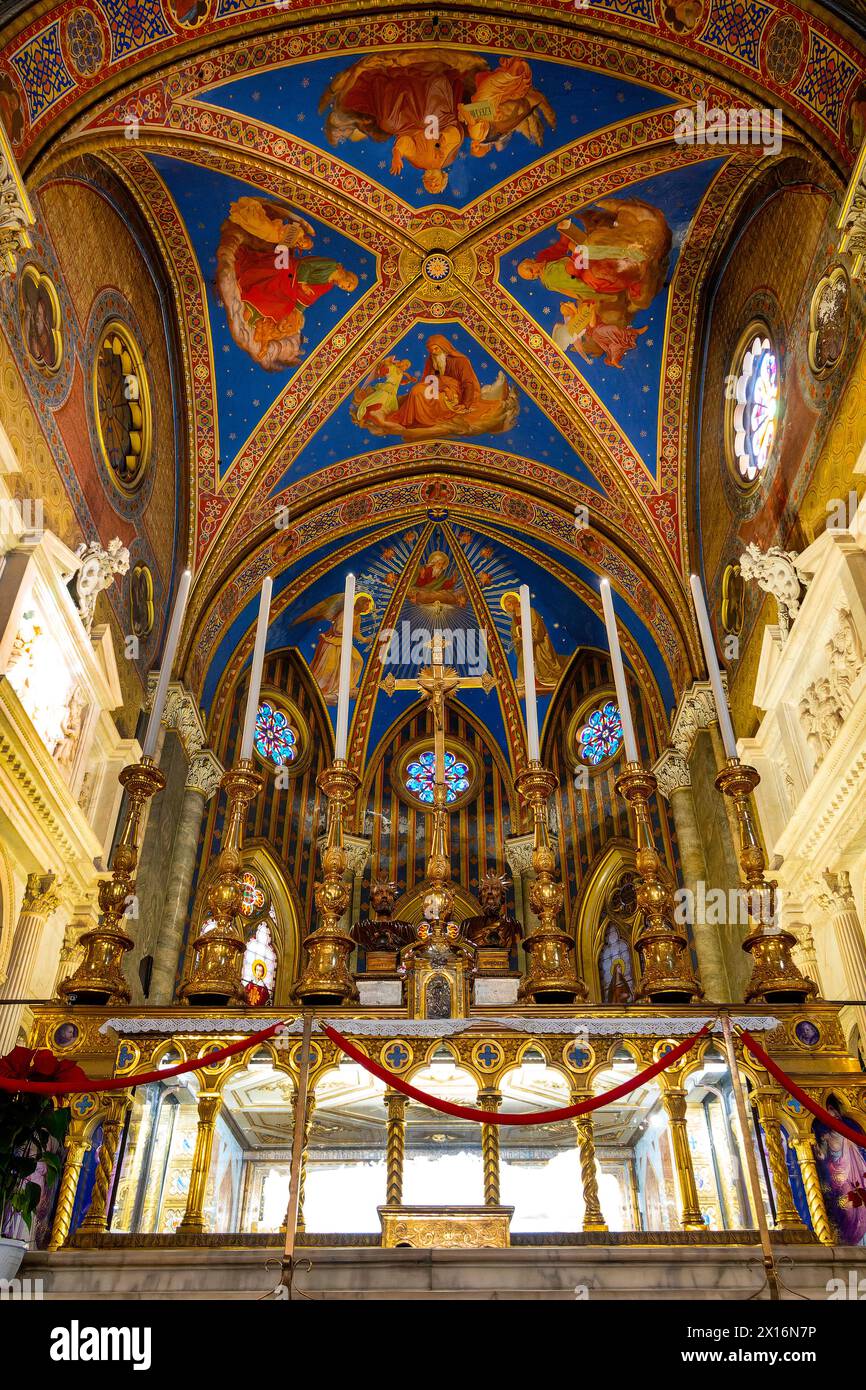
[17,262,63,376]
[724,318,777,495]
[394,731,479,813]
[379,1039,413,1072]
[807,264,850,379]
[566,687,625,777]
[92,318,152,496]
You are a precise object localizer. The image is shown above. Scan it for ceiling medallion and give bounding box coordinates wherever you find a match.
[422,252,453,284]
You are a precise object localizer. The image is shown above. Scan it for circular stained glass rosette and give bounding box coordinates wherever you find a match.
[254,701,297,767]
[733,336,778,483]
[405,749,471,804]
[577,700,624,766]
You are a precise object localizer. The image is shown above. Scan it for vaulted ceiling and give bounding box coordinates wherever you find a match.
[7,1,865,764]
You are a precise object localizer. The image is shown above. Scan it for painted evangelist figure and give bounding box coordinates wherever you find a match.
[351,335,519,441]
[518,197,672,368]
[319,51,554,195]
[216,198,358,370]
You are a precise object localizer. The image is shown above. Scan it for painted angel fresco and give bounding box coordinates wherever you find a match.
[319,51,555,195]
[216,197,358,371]
[501,590,567,690]
[351,335,519,441]
[290,589,374,704]
[519,197,672,368]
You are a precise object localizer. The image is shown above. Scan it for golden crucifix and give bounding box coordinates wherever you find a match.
[380,608,495,922]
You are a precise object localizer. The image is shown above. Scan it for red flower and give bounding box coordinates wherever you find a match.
[0,1046,90,1088]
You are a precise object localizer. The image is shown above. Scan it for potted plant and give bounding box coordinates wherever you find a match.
[0,1046,89,1281]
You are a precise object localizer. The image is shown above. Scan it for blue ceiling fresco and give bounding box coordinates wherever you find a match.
[502,158,726,473]
[196,51,678,209]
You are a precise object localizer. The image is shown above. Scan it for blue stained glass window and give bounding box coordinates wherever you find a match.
[577,700,623,766]
[254,701,297,767]
[405,749,471,804]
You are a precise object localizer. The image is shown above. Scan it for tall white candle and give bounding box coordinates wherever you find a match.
[239,576,273,762]
[599,578,640,764]
[519,584,540,762]
[334,573,356,762]
[690,573,738,760]
[142,568,191,760]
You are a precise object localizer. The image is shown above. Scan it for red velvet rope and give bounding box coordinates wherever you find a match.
[740,1029,866,1150]
[0,1019,288,1094]
[322,1022,710,1124]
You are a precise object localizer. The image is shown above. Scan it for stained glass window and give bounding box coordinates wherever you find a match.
[404,749,471,804]
[577,700,623,766]
[242,922,277,1005]
[239,870,266,919]
[254,701,297,767]
[733,334,778,484]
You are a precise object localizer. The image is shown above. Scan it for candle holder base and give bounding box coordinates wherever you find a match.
[515,763,586,1005]
[715,761,817,1005]
[615,763,703,1005]
[293,761,360,1007]
[179,761,264,1008]
[58,759,166,1006]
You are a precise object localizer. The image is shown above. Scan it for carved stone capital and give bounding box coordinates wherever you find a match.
[670,679,727,757]
[817,868,858,916]
[186,750,223,801]
[146,678,208,761]
[652,748,691,800]
[505,834,537,876]
[22,871,62,918]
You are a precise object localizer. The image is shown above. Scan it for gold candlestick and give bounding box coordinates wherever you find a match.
[516,760,585,1003]
[293,759,360,1005]
[715,759,817,1003]
[615,761,702,1003]
[179,759,263,1006]
[59,758,166,1005]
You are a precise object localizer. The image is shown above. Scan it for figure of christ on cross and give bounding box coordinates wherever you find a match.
[380,614,495,921]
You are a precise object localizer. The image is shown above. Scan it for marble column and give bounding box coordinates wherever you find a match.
[659,1084,705,1231]
[752,1083,806,1230]
[149,751,222,1004]
[653,748,728,1000]
[385,1089,406,1207]
[79,1093,132,1234]
[48,1131,91,1252]
[571,1094,607,1232]
[478,1088,502,1207]
[791,1135,834,1244]
[178,1092,222,1233]
[0,873,62,1053]
[817,871,866,1055]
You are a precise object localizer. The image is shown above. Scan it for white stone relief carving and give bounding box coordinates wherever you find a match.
[72,538,130,634]
[186,750,223,801]
[798,608,865,766]
[738,542,808,640]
